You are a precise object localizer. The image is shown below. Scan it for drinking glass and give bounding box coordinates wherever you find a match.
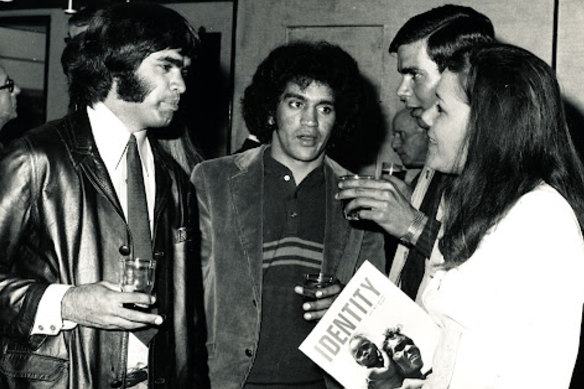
[338,174,375,220]
[119,258,157,296]
[381,162,407,181]
[303,273,337,300]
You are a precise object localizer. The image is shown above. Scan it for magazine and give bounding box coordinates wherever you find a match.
[299,261,440,389]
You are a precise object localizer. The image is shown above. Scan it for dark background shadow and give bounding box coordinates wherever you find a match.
[326,75,385,173]
[178,27,231,159]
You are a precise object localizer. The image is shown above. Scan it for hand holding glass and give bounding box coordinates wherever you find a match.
[303,273,337,300]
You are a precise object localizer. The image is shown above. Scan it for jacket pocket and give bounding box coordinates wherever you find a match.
[0,350,67,381]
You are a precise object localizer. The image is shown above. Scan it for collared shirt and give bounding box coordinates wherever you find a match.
[31,103,155,371]
[90,102,155,231]
[246,152,326,386]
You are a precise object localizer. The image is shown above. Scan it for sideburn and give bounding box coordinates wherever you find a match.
[115,72,151,103]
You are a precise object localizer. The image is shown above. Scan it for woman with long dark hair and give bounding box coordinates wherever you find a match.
[418,43,584,388]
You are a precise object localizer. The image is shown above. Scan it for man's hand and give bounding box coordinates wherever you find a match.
[399,378,426,389]
[61,281,163,330]
[294,282,342,321]
[389,175,414,199]
[336,176,418,238]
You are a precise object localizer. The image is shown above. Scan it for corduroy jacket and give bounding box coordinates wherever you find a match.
[191,146,385,389]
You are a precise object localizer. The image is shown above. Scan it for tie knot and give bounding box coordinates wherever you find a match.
[128,134,137,145]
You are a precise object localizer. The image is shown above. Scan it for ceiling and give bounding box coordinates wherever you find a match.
[0,0,226,11]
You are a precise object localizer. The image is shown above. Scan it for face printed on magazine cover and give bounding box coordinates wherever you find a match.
[385,335,423,376]
[350,337,384,368]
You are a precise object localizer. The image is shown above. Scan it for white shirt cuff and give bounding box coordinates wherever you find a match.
[31,284,78,335]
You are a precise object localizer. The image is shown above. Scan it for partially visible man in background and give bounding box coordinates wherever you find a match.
[391,108,427,187]
[0,64,21,150]
[382,108,430,268]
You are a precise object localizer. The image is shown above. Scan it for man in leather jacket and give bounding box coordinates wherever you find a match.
[0,3,208,388]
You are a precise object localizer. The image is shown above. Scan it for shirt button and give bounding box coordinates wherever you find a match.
[290,211,298,218]
[50,325,56,332]
[245,348,253,357]
[283,174,291,182]
[38,325,44,331]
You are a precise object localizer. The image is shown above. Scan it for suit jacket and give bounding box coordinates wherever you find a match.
[388,167,442,302]
[191,145,386,389]
[399,172,443,299]
[0,110,208,389]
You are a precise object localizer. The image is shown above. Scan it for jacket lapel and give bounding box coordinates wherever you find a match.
[322,158,353,277]
[229,147,265,297]
[150,138,171,230]
[67,110,124,218]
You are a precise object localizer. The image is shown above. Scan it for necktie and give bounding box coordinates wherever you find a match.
[400,173,443,300]
[126,134,157,345]
[127,134,152,261]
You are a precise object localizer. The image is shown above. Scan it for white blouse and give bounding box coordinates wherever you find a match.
[422,183,584,389]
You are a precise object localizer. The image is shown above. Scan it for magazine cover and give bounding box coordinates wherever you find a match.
[299,261,440,389]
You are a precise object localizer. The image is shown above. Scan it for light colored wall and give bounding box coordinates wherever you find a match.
[557,0,584,112]
[0,26,46,91]
[231,0,557,166]
[0,8,70,121]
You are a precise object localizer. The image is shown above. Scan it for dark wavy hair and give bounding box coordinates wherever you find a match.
[389,4,494,71]
[241,41,367,147]
[66,2,199,109]
[68,5,101,30]
[439,43,584,266]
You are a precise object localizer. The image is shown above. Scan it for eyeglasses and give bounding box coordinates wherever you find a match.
[0,78,14,93]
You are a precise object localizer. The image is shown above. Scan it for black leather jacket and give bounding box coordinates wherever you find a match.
[0,110,209,388]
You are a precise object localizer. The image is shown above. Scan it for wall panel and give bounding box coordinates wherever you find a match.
[557,0,584,111]
[557,0,584,157]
